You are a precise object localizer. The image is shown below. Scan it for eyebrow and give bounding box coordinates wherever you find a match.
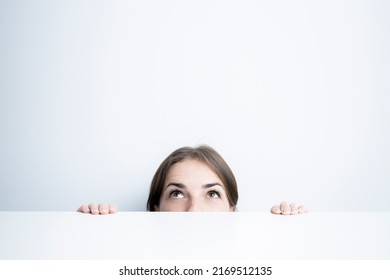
[203,183,223,188]
[165,182,223,190]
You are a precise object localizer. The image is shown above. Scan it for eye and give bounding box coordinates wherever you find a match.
[169,190,185,199]
[207,190,221,198]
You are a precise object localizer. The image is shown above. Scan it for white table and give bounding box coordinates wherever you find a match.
[0,212,389,259]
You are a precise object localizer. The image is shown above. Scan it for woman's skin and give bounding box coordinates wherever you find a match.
[271,201,307,215]
[78,203,118,215]
[78,159,307,215]
[155,159,233,212]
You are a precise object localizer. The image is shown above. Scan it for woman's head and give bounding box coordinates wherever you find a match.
[147,145,238,212]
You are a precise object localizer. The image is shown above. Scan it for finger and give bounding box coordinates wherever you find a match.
[290,203,298,215]
[99,204,109,215]
[89,203,100,215]
[298,205,308,214]
[280,201,291,215]
[108,204,118,214]
[77,204,91,213]
[270,205,281,214]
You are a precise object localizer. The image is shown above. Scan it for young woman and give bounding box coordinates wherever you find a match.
[78,145,307,215]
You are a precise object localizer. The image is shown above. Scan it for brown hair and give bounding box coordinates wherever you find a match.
[147,145,238,211]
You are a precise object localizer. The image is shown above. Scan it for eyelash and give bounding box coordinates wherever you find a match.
[168,190,184,198]
[208,190,221,198]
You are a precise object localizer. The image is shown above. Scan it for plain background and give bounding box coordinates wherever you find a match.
[0,0,389,211]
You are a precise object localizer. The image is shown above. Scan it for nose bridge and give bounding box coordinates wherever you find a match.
[187,197,203,212]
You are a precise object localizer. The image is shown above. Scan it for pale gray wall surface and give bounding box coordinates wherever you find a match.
[0,0,389,211]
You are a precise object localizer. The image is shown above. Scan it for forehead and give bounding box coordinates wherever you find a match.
[166,159,221,182]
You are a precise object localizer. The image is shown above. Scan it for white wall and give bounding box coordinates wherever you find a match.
[0,0,389,211]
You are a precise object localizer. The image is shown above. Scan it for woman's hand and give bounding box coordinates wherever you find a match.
[270,201,307,215]
[77,203,118,215]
